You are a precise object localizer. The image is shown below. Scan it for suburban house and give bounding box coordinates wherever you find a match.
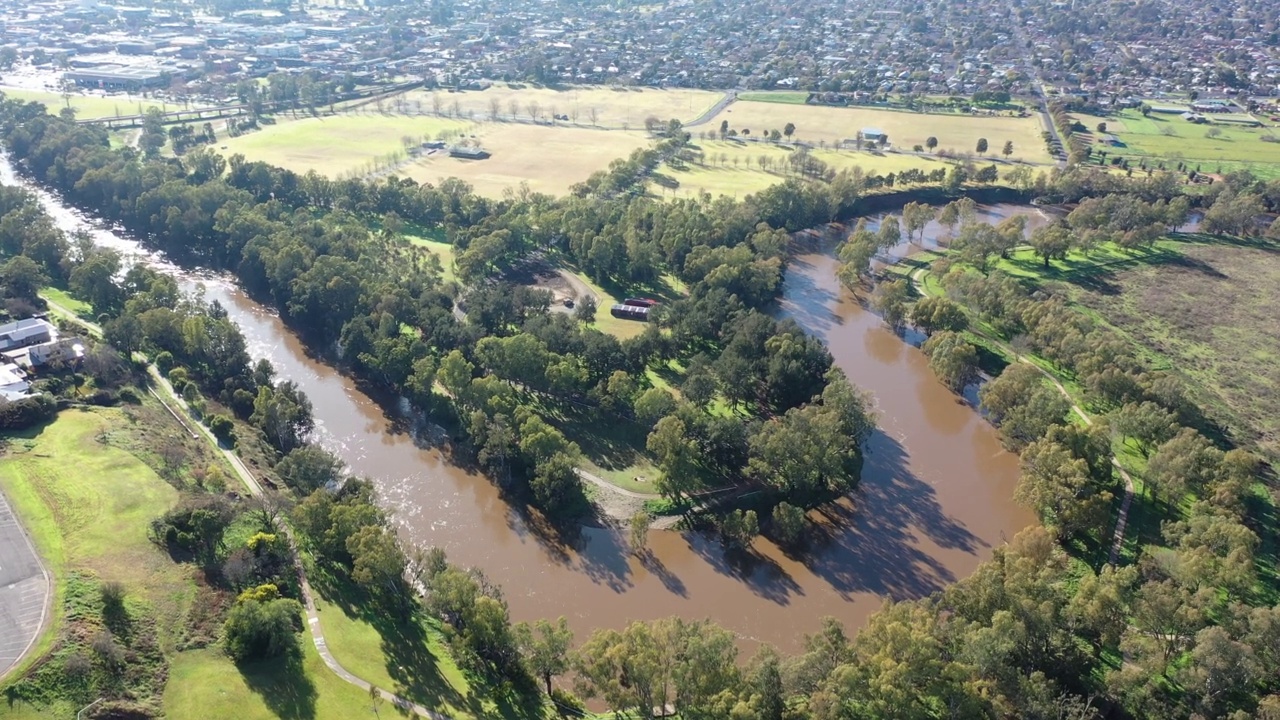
[0,318,56,351]
[0,317,85,400]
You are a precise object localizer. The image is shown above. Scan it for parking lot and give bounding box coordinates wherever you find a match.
[0,489,48,679]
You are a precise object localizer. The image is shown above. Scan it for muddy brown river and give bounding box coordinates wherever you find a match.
[5,155,1038,651]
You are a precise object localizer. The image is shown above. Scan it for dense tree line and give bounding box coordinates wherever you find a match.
[0,95,875,529]
[833,193,1280,716]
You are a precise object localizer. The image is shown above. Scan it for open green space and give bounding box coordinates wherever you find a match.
[404,232,458,285]
[1081,108,1280,178]
[163,644,375,720]
[305,563,543,720]
[735,91,810,104]
[666,140,958,199]
[37,287,93,320]
[1065,237,1280,463]
[0,408,189,717]
[0,88,182,119]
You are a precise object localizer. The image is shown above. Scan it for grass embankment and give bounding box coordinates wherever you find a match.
[0,405,382,719]
[303,563,544,720]
[0,407,186,717]
[1078,108,1280,179]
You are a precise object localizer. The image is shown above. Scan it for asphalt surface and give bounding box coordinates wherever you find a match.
[0,487,48,679]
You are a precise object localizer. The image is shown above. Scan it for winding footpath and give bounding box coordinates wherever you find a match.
[905,269,1137,564]
[40,299,453,719]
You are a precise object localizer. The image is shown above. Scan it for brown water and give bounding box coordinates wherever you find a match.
[6,154,1036,652]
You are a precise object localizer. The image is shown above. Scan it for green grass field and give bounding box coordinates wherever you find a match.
[38,287,93,319]
[665,140,958,198]
[0,406,413,720]
[306,564,545,720]
[164,644,375,720]
[0,408,188,717]
[0,88,181,119]
[1081,109,1280,178]
[405,232,458,285]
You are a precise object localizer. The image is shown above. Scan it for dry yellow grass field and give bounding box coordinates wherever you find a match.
[218,114,474,176]
[219,111,650,196]
[401,123,651,196]
[710,101,1055,164]
[399,84,725,128]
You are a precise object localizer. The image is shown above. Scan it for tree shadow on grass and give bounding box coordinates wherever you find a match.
[239,651,317,720]
[310,566,470,714]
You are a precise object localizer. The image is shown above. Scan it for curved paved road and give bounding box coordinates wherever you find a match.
[0,488,51,681]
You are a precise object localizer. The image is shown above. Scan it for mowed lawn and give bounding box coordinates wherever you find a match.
[164,644,374,720]
[219,114,474,177]
[1084,109,1280,176]
[1071,239,1280,462]
[399,84,725,128]
[665,139,959,199]
[710,100,1055,164]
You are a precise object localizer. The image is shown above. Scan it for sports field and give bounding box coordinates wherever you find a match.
[665,139,957,198]
[399,84,725,128]
[218,114,474,177]
[1079,108,1280,178]
[707,99,1056,164]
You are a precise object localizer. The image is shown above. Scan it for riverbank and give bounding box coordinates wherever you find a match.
[0,138,1038,653]
[882,227,1279,600]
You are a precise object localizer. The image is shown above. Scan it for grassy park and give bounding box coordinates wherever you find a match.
[1078,108,1280,178]
[0,87,182,119]
[665,139,958,198]
[218,114,474,177]
[0,407,188,718]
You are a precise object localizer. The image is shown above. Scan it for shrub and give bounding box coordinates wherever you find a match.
[207,413,236,446]
[118,386,142,404]
[223,596,303,662]
[154,351,175,374]
[0,394,57,429]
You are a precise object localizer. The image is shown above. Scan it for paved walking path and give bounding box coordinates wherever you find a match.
[41,297,453,718]
[906,268,1137,564]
